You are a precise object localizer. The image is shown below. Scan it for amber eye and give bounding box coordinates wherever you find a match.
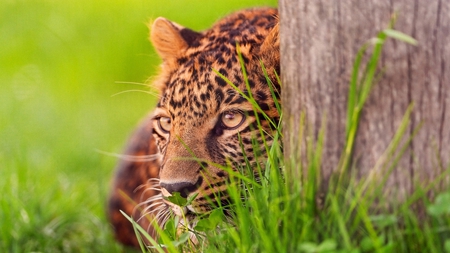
[221,111,245,129]
[158,117,172,133]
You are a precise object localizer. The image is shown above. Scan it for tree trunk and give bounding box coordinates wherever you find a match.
[280,0,450,199]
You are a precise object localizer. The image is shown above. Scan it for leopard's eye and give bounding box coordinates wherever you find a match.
[221,111,245,129]
[158,117,172,133]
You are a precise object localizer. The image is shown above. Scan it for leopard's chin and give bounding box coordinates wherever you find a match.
[160,201,201,244]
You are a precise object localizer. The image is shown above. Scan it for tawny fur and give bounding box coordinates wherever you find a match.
[108,8,280,247]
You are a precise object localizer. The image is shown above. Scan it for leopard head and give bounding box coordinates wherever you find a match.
[148,8,279,222]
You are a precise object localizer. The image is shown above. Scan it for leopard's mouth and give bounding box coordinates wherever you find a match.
[155,187,234,246]
[160,187,201,219]
[163,200,198,219]
[159,183,232,224]
[153,198,200,245]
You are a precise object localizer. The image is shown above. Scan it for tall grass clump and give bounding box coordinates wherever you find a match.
[128,19,450,253]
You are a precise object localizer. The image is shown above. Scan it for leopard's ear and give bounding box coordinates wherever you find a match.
[259,23,280,83]
[150,18,201,62]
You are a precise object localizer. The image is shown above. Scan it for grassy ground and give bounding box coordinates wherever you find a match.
[0,1,276,252]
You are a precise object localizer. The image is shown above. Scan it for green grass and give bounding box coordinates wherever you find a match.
[129,19,450,253]
[0,0,276,252]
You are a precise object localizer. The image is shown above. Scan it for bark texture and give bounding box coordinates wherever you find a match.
[280,0,450,198]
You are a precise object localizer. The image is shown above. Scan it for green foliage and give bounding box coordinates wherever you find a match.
[194,209,224,232]
[298,240,337,253]
[427,191,450,217]
[166,192,189,207]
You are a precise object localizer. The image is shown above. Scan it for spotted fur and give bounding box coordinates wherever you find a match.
[108,7,280,247]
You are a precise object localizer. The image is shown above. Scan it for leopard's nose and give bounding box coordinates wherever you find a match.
[160,177,202,198]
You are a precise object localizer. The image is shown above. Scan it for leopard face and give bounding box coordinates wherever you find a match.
[148,8,280,221]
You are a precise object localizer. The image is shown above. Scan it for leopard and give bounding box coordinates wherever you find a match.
[108,7,280,247]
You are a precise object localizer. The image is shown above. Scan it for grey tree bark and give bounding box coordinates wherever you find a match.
[280,0,450,199]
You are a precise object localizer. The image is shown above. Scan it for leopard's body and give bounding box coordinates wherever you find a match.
[108,7,280,247]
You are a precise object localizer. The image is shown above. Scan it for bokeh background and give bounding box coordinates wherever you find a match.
[0,0,276,251]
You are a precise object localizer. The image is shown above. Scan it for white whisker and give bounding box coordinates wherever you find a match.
[156,209,170,223]
[138,203,166,223]
[114,81,151,87]
[95,149,161,162]
[134,184,147,194]
[141,187,161,198]
[144,194,164,204]
[111,89,161,98]
[140,188,162,202]
[142,202,165,215]
[160,211,173,227]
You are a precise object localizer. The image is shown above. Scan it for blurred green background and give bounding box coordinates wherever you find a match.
[0,0,276,252]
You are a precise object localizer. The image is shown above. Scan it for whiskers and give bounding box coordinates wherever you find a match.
[112,81,162,98]
[111,89,161,98]
[95,149,162,162]
[134,178,174,238]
